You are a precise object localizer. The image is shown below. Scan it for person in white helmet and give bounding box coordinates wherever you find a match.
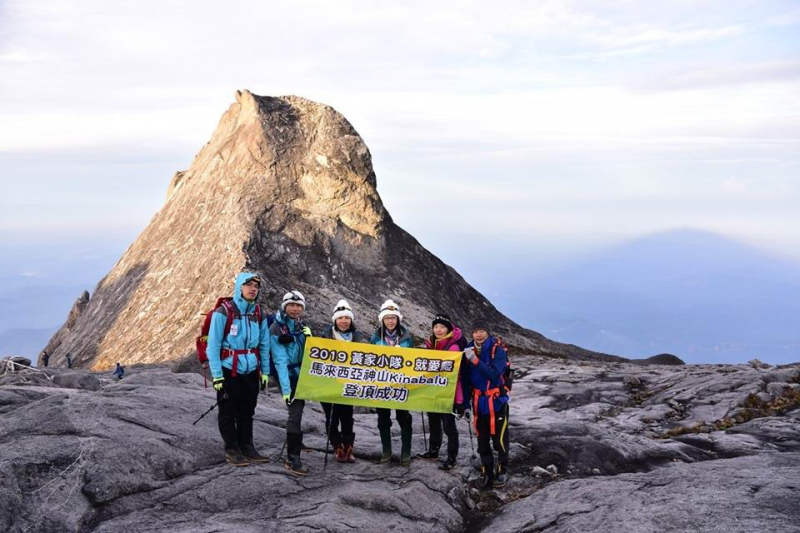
[370,299,414,466]
[269,290,313,475]
[321,299,365,463]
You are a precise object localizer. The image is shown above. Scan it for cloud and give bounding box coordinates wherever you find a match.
[721,177,748,194]
[636,60,800,91]
[1,0,798,261]
[765,8,800,26]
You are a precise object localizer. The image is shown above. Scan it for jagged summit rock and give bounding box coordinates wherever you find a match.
[44,90,616,370]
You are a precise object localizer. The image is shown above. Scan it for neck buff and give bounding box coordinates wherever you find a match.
[333,328,353,342]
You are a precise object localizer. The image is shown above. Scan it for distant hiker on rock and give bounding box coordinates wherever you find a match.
[370,299,414,466]
[41,350,49,368]
[321,300,364,464]
[465,320,510,489]
[66,353,72,368]
[207,272,272,467]
[113,362,125,380]
[270,290,313,476]
[418,313,469,471]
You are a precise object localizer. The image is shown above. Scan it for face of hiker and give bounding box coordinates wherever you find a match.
[382,315,399,330]
[335,316,352,331]
[285,302,304,320]
[433,324,449,339]
[241,279,260,300]
[472,329,489,344]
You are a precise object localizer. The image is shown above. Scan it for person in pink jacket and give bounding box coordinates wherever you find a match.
[418,313,469,471]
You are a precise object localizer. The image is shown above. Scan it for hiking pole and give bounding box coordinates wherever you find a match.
[193,401,218,425]
[323,404,334,472]
[192,391,228,425]
[421,412,428,451]
[277,439,287,462]
[467,413,476,459]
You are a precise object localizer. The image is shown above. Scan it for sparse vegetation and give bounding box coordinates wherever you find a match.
[658,388,800,439]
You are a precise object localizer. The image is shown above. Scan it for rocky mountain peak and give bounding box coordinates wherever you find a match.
[44,90,614,370]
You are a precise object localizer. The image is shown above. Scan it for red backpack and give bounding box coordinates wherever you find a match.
[196,298,264,385]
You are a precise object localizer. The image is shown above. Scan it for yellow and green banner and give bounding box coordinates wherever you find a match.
[294,337,462,413]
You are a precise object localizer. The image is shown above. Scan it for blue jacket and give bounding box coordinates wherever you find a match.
[269,311,308,396]
[207,272,271,379]
[369,325,414,348]
[466,336,509,415]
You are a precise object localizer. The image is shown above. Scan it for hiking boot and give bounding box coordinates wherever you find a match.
[417,447,440,460]
[334,445,347,463]
[476,465,493,490]
[345,444,356,463]
[493,463,508,488]
[284,454,308,476]
[438,454,457,471]
[378,427,392,464]
[400,426,412,466]
[240,444,270,463]
[225,449,250,467]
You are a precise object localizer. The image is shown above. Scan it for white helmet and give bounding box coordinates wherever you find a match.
[378,299,403,322]
[332,299,354,323]
[281,290,306,311]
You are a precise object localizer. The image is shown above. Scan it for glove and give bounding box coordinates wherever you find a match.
[464,347,479,365]
[454,404,466,418]
[283,393,293,406]
[278,333,294,345]
[212,377,225,392]
[260,374,269,391]
[302,326,312,337]
[464,409,472,422]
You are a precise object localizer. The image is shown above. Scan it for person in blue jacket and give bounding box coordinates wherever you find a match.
[370,299,414,466]
[207,272,271,466]
[464,320,510,489]
[269,290,313,476]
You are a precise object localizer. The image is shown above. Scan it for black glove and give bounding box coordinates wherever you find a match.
[278,333,294,345]
[454,404,466,417]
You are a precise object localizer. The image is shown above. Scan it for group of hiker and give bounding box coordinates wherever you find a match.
[204,271,510,490]
[40,351,122,379]
[39,350,71,368]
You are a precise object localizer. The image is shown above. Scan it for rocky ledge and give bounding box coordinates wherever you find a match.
[1,357,798,533]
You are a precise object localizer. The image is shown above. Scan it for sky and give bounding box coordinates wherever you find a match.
[1,0,799,272]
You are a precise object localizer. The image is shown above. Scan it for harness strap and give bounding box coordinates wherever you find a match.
[221,347,260,377]
[473,386,501,436]
[220,301,263,378]
[221,348,260,356]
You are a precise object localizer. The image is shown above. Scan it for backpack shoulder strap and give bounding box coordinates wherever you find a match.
[220,300,237,338]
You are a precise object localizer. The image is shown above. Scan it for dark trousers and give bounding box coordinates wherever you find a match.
[217,368,260,451]
[427,412,459,456]
[285,375,306,456]
[476,403,509,468]
[322,402,354,448]
[376,408,412,431]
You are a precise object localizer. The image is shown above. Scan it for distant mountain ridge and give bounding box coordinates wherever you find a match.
[503,230,800,364]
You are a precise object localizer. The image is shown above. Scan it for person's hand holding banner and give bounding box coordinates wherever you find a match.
[464,346,479,365]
